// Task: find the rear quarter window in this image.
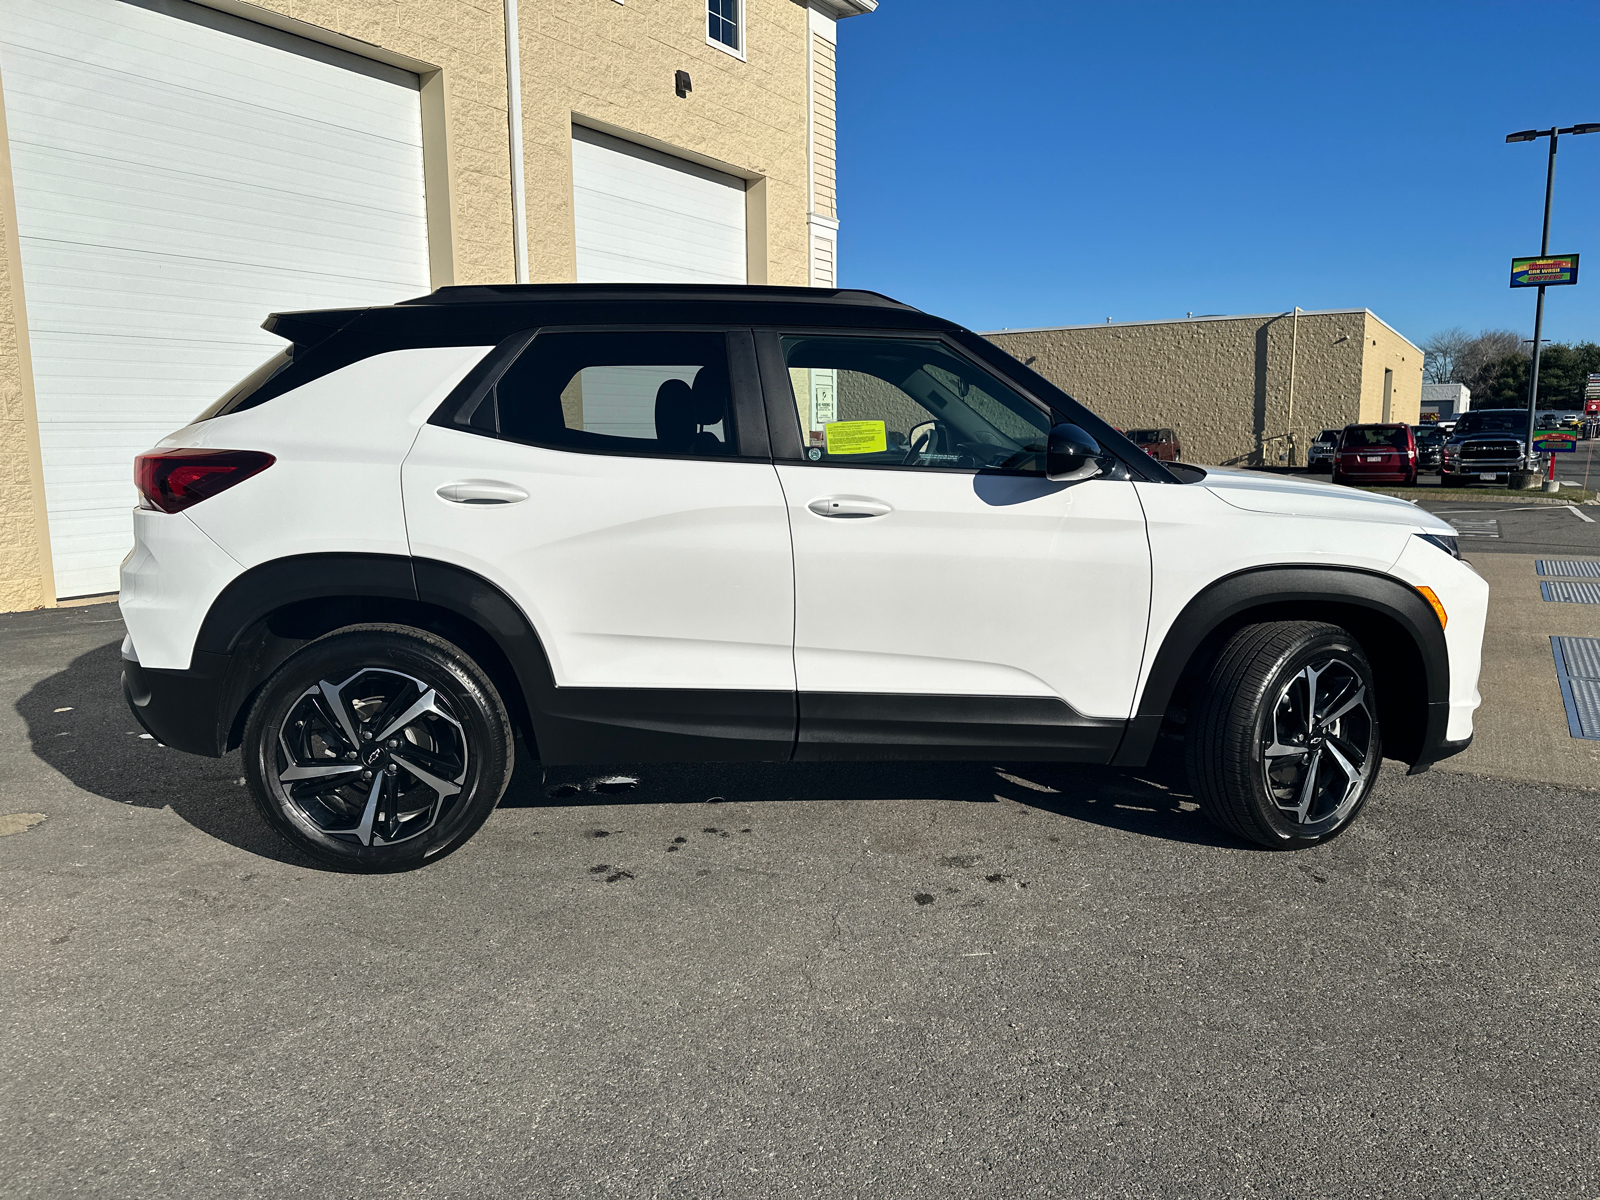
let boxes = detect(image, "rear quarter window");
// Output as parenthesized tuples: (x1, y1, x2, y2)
(192, 348, 295, 422)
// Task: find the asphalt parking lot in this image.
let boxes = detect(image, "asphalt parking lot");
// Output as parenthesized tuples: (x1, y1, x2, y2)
(4, 590, 1599, 1199)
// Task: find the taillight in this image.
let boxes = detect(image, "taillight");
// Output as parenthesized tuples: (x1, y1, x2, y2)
(135, 448, 274, 514)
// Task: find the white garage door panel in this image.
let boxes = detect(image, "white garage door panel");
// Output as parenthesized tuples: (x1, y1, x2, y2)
(572, 126, 747, 285)
(0, 0, 431, 598)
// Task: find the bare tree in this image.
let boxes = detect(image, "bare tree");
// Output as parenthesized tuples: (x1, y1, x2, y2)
(1421, 327, 1524, 389)
(1422, 327, 1471, 383)
(1458, 329, 1524, 379)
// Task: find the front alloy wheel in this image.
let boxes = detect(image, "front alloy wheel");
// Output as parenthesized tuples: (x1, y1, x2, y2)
(1186, 621, 1381, 848)
(243, 625, 514, 871)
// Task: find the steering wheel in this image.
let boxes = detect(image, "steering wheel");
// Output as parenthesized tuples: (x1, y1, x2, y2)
(903, 426, 934, 466)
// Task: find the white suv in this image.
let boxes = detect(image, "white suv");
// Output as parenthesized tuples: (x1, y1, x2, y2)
(119, 285, 1486, 871)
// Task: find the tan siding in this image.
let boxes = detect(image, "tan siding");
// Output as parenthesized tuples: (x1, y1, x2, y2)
(811, 233, 835, 286)
(811, 32, 837, 219)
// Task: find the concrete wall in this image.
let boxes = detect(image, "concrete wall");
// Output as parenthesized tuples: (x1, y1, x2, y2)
(986, 309, 1420, 467)
(520, 0, 813, 286)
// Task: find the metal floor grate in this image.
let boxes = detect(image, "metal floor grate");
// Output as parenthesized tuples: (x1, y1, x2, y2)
(1552, 637, 1600, 739)
(1448, 518, 1500, 540)
(1538, 560, 1600, 577)
(1540, 581, 1600, 604)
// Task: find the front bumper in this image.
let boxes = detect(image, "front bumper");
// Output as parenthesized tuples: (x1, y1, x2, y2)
(122, 637, 232, 757)
(1408, 728, 1473, 775)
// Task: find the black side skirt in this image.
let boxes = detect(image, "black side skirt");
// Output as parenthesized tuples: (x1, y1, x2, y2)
(535, 687, 1124, 765)
(796, 692, 1123, 762)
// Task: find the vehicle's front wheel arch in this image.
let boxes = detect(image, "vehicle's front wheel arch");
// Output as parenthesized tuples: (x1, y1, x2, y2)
(1131, 568, 1446, 770)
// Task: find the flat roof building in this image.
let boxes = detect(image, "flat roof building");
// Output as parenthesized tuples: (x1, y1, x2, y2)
(985, 309, 1423, 468)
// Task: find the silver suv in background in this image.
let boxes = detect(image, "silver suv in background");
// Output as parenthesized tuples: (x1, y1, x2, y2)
(1307, 428, 1343, 473)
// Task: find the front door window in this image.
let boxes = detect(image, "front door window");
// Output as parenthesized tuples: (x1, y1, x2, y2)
(779, 336, 1052, 472)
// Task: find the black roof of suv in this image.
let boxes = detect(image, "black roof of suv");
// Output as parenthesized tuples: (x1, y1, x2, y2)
(265, 284, 954, 352)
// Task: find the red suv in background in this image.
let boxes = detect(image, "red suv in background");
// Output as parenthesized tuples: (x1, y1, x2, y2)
(1332, 424, 1418, 487)
(1125, 427, 1182, 461)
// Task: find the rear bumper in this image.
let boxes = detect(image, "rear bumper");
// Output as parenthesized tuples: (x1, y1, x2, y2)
(121, 638, 231, 757)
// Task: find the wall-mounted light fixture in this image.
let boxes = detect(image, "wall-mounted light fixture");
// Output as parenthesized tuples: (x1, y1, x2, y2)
(675, 70, 692, 98)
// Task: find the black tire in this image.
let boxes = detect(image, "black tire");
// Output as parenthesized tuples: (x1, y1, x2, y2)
(1440, 471, 1461, 487)
(242, 624, 515, 872)
(1185, 621, 1381, 849)
(1330, 470, 1346, 486)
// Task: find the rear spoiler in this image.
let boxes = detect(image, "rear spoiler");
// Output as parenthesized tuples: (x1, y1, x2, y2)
(262, 307, 368, 351)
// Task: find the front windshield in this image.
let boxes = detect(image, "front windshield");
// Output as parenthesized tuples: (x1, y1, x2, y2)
(1454, 410, 1530, 437)
(1413, 426, 1443, 445)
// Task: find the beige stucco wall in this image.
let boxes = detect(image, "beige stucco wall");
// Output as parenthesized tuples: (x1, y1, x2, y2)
(986, 310, 1419, 467)
(0, 78, 51, 612)
(1359, 313, 1424, 425)
(521, 0, 812, 286)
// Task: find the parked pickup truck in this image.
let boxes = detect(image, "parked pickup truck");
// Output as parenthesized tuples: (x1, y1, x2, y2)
(1441, 410, 1544, 485)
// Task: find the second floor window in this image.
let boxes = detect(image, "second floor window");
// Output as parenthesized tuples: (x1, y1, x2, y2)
(708, 0, 740, 52)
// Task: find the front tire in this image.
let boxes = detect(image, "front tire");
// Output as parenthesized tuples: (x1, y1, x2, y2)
(242, 624, 515, 872)
(1185, 621, 1381, 849)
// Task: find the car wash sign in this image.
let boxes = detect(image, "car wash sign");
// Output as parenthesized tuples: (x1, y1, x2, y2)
(1511, 254, 1580, 287)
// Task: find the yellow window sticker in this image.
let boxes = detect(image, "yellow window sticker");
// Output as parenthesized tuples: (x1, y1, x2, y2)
(824, 420, 888, 456)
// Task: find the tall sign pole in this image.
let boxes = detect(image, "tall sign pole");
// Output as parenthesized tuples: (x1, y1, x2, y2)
(1506, 122, 1599, 468)
(1525, 129, 1557, 465)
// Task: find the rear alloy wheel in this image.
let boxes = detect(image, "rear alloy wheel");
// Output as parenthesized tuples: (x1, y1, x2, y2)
(243, 625, 514, 871)
(1185, 621, 1381, 848)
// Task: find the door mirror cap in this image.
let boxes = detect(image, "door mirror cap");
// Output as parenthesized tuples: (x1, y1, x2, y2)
(1046, 423, 1105, 483)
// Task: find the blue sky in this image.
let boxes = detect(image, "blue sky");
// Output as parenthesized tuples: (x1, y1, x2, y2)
(836, 1, 1600, 347)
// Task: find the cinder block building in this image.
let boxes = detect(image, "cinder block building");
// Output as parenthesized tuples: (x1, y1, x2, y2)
(985, 309, 1423, 468)
(0, 0, 872, 608)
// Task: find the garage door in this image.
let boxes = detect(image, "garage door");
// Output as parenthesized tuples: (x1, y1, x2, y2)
(572, 125, 747, 285)
(0, 0, 430, 598)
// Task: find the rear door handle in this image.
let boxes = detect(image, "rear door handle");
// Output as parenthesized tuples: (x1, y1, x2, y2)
(807, 495, 892, 519)
(436, 480, 529, 505)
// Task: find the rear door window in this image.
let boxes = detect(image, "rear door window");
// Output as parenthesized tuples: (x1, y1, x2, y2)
(466, 330, 739, 459)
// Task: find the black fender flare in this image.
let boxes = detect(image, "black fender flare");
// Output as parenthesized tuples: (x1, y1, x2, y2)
(195, 553, 558, 753)
(1111, 565, 1449, 768)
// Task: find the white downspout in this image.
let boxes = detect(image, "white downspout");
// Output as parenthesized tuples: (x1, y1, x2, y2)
(503, 0, 530, 283)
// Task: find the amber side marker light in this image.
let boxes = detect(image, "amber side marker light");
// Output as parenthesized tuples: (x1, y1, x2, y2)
(1416, 586, 1448, 629)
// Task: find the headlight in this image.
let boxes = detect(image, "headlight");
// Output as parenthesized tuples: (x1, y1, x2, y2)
(1416, 532, 1460, 558)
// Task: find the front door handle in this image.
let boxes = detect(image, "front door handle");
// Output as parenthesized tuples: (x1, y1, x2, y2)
(807, 495, 892, 519)
(437, 480, 529, 505)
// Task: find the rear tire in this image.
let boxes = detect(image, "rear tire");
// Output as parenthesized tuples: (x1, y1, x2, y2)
(1185, 621, 1381, 849)
(242, 624, 515, 872)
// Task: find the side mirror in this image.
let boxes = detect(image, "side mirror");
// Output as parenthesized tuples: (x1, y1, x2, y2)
(1047, 423, 1105, 483)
